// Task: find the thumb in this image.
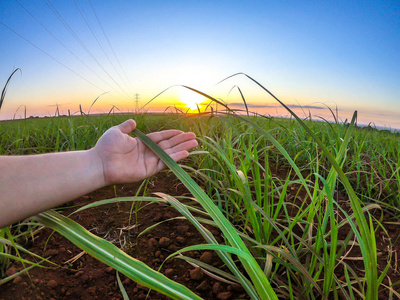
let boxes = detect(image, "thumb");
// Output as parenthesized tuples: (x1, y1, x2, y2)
(116, 119, 136, 134)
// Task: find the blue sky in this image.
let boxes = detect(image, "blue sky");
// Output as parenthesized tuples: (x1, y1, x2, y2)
(1, 1, 399, 128)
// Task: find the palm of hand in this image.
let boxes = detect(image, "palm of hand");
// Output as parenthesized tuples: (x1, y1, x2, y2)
(94, 126, 160, 184)
(93, 120, 197, 185)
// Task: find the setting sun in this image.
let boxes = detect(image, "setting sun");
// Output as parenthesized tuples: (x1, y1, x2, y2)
(179, 89, 204, 112)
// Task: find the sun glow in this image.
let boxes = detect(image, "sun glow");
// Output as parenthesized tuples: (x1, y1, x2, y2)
(179, 89, 204, 112)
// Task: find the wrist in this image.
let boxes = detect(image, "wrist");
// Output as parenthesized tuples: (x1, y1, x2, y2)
(86, 148, 108, 188)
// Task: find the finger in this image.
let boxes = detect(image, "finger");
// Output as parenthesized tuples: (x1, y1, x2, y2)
(164, 139, 198, 154)
(116, 119, 136, 134)
(169, 150, 190, 162)
(158, 132, 197, 150)
(155, 150, 190, 173)
(146, 130, 185, 144)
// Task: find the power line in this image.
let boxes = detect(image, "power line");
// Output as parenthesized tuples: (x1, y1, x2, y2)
(72, 0, 129, 89)
(15, 0, 120, 95)
(88, 0, 133, 90)
(44, 0, 127, 95)
(0, 21, 107, 93)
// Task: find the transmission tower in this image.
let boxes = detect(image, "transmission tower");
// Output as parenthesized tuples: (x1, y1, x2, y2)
(134, 93, 140, 113)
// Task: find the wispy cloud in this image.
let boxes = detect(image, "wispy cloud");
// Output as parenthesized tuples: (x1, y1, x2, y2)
(287, 104, 325, 110)
(229, 102, 277, 108)
(47, 103, 73, 108)
(229, 102, 326, 110)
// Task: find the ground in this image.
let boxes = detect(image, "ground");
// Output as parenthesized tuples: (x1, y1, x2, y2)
(0, 172, 248, 300)
(0, 171, 399, 299)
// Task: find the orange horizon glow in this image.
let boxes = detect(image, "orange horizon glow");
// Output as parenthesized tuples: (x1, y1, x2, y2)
(1, 88, 400, 130)
(4, 99, 400, 131)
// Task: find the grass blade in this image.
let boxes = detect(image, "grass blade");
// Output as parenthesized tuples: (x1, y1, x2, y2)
(134, 129, 278, 300)
(1, 68, 20, 111)
(34, 210, 202, 300)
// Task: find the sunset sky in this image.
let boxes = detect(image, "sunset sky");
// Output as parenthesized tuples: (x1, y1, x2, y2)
(1, 1, 399, 129)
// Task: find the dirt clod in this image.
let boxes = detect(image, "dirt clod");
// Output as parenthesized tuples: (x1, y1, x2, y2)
(199, 251, 213, 264)
(158, 237, 171, 247)
(147, 237, 158, 250)
(176, 236, 186, 244)
(44, 249, 59, 257)
(12, 276, 22, 284)
(177, 225, 190, 235)
(152, 212, 163, 222)
(195, 280, 209, 291)
(217, 291, 233, 300)
(189, 267, 204, 281)
(231, 283, 244, 292)
(47, 280, 58, 289)
(5, 266, 17, 277)
(212, 282, 223, 294)
(164, 268, 174, 276)
(167, 244, 179, 252)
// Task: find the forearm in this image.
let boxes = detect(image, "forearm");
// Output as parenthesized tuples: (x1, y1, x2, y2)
(0, 120, 198, 228)
(0, 149, 105, 228)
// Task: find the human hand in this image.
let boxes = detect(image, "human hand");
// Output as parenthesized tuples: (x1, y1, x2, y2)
(91, 119, 198, 186)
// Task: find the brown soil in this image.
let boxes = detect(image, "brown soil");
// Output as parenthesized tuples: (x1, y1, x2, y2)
(1, 171, 400, 299)
(0, 172, 248, 300)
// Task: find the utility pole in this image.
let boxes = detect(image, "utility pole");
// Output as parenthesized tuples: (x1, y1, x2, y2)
(134, 93, 140, 113)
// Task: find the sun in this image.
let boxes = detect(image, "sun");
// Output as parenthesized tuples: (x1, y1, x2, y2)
(180, 89, 203, 112)
(185, 98, 199, 111)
